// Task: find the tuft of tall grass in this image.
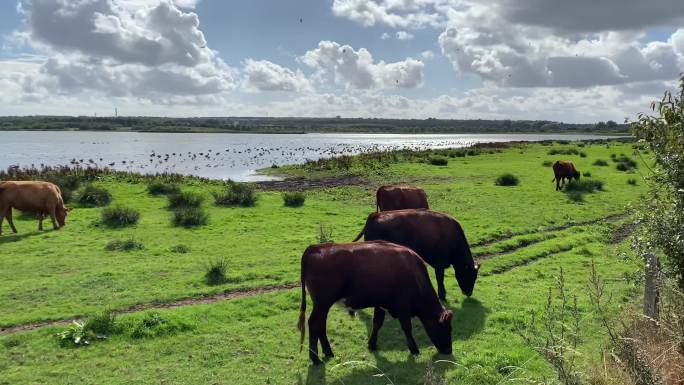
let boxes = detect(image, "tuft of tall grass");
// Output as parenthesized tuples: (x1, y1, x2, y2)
(105, 238, 144, 251)
(627, 178, 637, 185)
(427, 156, 448, 166)
(542, 160, 554, 167)
(495, 173, 520, 186)
(170, 244, 190, 253)
(204, 259, 228, 285)
(283, 192, 306, 207)
(318, 223, 334, 244)
(101, 206, 140, 227)
(172, 207, 208, 227)
(212, 181, 257, 207)
(168, 191, 204, 209)
(147, 181, 180, 196)
(129, 312, 193, 339)
(565, 179, 604, 193)
(593, 159, 609, 166)
(77, 185, 112, 207)
(548, 147, 579, 155)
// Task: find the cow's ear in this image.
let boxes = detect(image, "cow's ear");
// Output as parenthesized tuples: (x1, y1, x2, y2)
(439, 310, 453, 323)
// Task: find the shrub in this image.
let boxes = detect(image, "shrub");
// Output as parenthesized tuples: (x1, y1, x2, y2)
(283, 192, 306, 207)
(77, 185, 112, 207)
(542, 160, 554, 167)
(579, 151, 587, 158)
(168, 191, 204, 209)
(170, 244, 190, 253)
(55, 310, 117, 347)
(615, 155, 638, 171)
(172, 207, 208, 227)
(85, 310, 118, 336)
(47, 175, 81, 203)
(495, 173, 520, 186)
(204, 259, 228, 285)
(147, 181, 180, 196)
(428, 156, 448, 166)
(212, 181, 257, 207)
(567, 190, 585, 203)
(101, 206, 140, 227)
(105, 238, 144, 251)
(130, 313, 192, 339)
(565, 179, 604, 193)
(593, 159, 609, 166)
(627, 178, 638, 186)
(583, 171, 592, 177)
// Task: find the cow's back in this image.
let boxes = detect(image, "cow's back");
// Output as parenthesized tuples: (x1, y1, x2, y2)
(302, 241, 432, 310)
(377, 185, 429, 211)
(0, 181, 61, 212)
(553, 161, 576, 177)
(364, 210, 458, 268)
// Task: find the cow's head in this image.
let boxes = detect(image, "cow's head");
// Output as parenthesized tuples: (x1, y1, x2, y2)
(455, 262, 480, 297)
(56, 206, 72, 227)
(422, 308, 453, 355)
(573, 170, 581, 181)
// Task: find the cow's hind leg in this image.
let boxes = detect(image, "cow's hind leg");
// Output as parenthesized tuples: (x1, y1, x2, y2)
(399, 317, 419, 355)
(38, 213, 44, 231)
(368, 307, 386, 351)
(308, 304, 333, 364)
(0, 207, 5, 235)
(435, 268, 447, 301)
(5, 208, 17, 233)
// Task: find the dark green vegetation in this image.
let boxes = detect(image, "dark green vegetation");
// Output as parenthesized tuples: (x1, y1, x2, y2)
(77, 184, 112, 207)
(282, 192, 306, 207)
(168, 191, 204, 209)
(428, 155, 449, 166)
(0, 116, 628, 134)
(212, 181, 257, 207)
(147, 181, 180, 196)
(204, 259, 229, 286)
(171, 207, 209, 227)
(100, 206, 140, 228)
(105, 238, 144, 252)
(0, 141, 649, 384)
(495, 173, 520, 186)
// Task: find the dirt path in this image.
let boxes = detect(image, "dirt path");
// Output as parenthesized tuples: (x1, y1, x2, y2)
(0, 283, 298, 335)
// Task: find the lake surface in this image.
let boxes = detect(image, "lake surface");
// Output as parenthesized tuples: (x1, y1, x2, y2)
(0, 131, 620, 181)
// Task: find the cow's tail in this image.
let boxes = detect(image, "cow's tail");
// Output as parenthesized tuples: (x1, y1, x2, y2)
(352, 222, 366, 242)
(297, 256, 307, 352)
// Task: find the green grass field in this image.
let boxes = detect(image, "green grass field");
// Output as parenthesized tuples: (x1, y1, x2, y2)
(0, 140, 649, 384)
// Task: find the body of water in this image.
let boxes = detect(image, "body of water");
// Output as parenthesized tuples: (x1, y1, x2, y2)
(0, 131, 621, 181)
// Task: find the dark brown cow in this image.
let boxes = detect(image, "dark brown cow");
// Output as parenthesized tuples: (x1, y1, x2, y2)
(353, 209, 479, 300)
(376, 185, 429, 212)
(552, 161, 581, 191)
(0, 181, 71, 235)
(298, 241, 453, 364)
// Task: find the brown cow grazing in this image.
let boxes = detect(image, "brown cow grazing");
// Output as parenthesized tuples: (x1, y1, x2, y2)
(353, 209, 479, 301)
(0, 181, 71, 235)
(298, 241, 453, 364)
(376, 185, 429, 212)
(552, 161, 581, 191)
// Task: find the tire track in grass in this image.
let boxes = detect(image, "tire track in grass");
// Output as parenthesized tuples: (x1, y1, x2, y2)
(0, 214, 627, 335)
(0, 283, 298, 335)
(471, 212, 626, 248)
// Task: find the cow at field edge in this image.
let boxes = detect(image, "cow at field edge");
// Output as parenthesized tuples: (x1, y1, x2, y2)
(0, 181, 71, 235)
(376, 185, 429, 212)
(353, 209, 479, 300)
(552, 160, 580, 191)
(298, 241, 453, 364)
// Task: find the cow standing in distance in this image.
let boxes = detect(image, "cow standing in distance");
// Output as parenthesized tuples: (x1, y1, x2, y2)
(0, 181, 71, 235)
(354, 209, 479, 301)
(298, 241, 453, 364)
(376, 185, 429, 212)
(552, 160, 581, 191)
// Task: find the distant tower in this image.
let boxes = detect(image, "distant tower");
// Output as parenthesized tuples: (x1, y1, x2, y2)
(115, 107, 118, 118)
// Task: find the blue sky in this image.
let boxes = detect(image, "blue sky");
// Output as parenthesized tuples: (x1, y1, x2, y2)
(0, 0, 683, 122)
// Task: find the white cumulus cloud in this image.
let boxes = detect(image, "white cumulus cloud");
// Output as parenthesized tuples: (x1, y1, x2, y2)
(243, 59, 312, 92)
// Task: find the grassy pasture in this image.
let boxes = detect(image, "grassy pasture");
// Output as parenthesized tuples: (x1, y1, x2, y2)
(0, 141, 648, 384)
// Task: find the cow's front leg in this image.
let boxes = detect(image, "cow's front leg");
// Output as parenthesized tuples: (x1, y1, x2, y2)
(435, 268, 446, 301)
(368, 307, 386, 350)
(38, 213, 44, 231)
(399, 317, 419, 355)
(48, 207, 59, 230)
